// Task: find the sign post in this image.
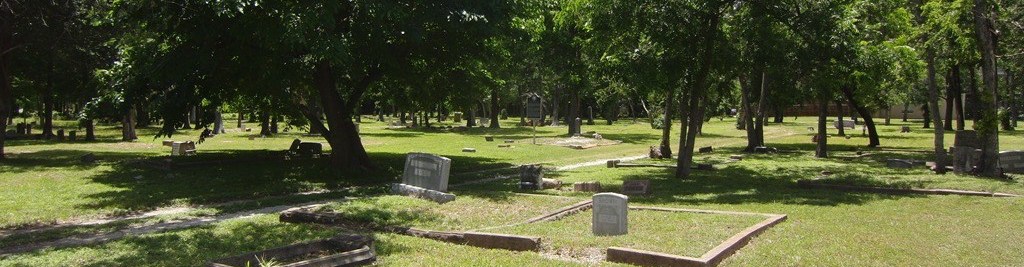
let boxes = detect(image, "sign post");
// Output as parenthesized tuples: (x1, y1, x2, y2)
(526, 93, 544, 145)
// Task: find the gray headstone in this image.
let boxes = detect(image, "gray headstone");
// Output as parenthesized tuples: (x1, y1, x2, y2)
(519, 165, 543, 190)
(592, 193, 628, 236)
(954, 130, 980, 149)
(401, 153, 452, 192)
(999, 150, 1024, 174)
(68, 130, 77, 141)
(833, 120, 855, 129)
(621, 180, 650, 195)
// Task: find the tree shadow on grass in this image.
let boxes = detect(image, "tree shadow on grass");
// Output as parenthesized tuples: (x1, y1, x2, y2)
(0, 149, 151, 173)
(73, 151, 514, 214)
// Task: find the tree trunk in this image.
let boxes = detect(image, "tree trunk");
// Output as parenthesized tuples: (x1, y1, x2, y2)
(903, 103, 909, 122)
(923, 103, 931, 128)
(660, 89, 674, 159)
(550, 92, 560, 126)
(490, 88, 500, 128)
(885, 107, 891, 125)
(122, 108, 137, 141)
(839, 86, 880, 147)
(270, 115, 279, 134)
(567, 89, 580, 135)
(43, 86, 54, 139)
(816, 93, 829, 158)
(944, 82, 955, 131)
(1000, 71, 1014, 131)
(467, 108, 476, 127)
(213, 110, 224, 134)
(85, 119, 95, 141)
(676, 10, 720, 179)
(237, 112, 244, 128)
(950, 64, 966, 130)
(835, 101, 846, 136)
(972, 0, 1001, 177)
(752, 72, 768, 148)
(259, 111, 271, 136)
(0, 11, 10, 160)
(307, 61, 376, 170)
(739, 74, 755, 149)
(925, 49, 947, 174)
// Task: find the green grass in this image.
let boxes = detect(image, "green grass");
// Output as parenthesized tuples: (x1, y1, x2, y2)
(488, 209, 765, 259)
(2, 116, 1024, 266)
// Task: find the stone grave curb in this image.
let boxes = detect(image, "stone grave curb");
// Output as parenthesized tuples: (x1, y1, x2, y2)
(796, 179, 1020, 198)
(464, 232, 542, 251)
(206, 234, 376, 267)
(608, 162, 716, 171)
(606, 206, 787, 267)
(524, 200, 594, 223)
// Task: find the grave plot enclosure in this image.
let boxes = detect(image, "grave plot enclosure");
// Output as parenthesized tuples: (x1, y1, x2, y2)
(206, 235, 375, 267)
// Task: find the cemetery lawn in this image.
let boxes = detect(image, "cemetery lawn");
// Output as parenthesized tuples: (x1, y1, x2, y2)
(2, 117, 1024, 266)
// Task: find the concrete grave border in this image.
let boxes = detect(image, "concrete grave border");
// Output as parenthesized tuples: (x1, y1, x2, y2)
(797, 179, 1020, 197)
(206, 234, 376, 267)
(279, 195, 786, 267)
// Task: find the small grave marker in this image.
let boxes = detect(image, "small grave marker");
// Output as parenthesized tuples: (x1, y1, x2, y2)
(621, 180, 651, 195)
(68, 130, 76, 141)
(698, 146, 714, 153)
(485, 136, 494, 142)
(592, 193, 628, 236)
(833, 120, 856, 129)
(462, 148, 477, 152)
(885, 159, 914, 169)
(901, 126, 912, 133)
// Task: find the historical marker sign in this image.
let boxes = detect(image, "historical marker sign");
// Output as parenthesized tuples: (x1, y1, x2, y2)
(526, 94, 543, 121)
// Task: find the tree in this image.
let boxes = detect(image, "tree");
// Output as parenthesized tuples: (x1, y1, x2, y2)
(971, 0, 1001, 177)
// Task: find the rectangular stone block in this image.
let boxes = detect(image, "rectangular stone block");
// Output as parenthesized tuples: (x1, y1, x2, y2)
(621, 180, 651, 195)
(464, 232, 540, 251)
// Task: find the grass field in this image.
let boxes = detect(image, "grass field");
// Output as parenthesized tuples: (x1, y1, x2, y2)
(1, 116, 1023, 266)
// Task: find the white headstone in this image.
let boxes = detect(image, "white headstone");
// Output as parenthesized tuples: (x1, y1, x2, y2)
(592, 193, 628, 236)
(401, 153, 452, 192)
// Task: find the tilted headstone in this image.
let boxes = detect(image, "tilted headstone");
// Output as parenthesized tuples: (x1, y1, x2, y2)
(592, 193, 628, 236)
(289, 139, 302, 152)
(621, 180, 651, 195)
(999, 151, 1024, 174)
(401, 153, 452, 192)
(519, 165, 543, 190)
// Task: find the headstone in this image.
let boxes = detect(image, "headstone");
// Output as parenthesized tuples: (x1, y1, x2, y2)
(574, 118, 583, 136)
(25, 123, 32, 135)
(454, 113, 462, 123)
(594, 134, 603, 140)
(753, 146, 776, 154)
(621, 180, 651, 195)
(954, 130, 981, 149)
(170, 141, 196, 156)
(480, 117, 490, 125)
(833, 120, 855, 129)
(162, 140, 175, 147)
(519, 165, 543, 190)
(297, 142, 323, 157)
(401, 153, 452, 192)
(289, 139, 302, 152)
(16, 123, 25, 135)
(462, 148, 476, 152)
(998, 150, 1024, 174)
(952, 147, 973, 174)
(485, 136, 494, 142)
(56, 129, 64, 140)
(885, 159, 914, 169)
(806, 126, 815, 132)
(574, 182, 602, 192)
(68, 131, 76, 141)
(592, 193, 628, 236)
(648, 146, 662, 159)
(698, 146, 714, 153)
(606, 160, 620, 168)
(901, 126, 912, 133)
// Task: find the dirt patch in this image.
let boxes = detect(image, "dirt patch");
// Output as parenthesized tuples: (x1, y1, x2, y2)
(535, 137, 622, 149)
